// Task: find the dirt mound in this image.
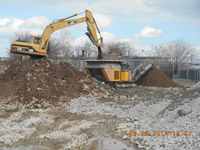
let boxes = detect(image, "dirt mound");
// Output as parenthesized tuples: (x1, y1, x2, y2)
(136, 67, 182, 88)
(0, 60, 109, 108)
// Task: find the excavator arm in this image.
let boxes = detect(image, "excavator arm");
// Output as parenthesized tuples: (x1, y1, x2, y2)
(10, 10, 103, 59)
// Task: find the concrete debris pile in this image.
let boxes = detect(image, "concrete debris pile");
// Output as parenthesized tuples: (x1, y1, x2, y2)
(189, 81, 200, 90)
(0, 60, 110, 108)
(136, 67, 183, 88)
(0, 70, 4, 75)
(69, 85, 200, 150)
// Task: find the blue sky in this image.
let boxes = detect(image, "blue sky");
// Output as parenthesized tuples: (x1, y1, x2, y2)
(0, 0, 200, 57)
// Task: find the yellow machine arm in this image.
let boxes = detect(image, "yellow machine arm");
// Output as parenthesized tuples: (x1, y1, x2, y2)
(10, 10, 103, 59)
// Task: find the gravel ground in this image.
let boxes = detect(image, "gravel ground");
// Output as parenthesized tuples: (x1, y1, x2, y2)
(68, 87, 200, 150)
(0, 86, 199, 150)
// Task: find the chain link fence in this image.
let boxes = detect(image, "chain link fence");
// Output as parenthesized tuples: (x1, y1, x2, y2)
(1, 57, 200, 82)
(50, 59, 85, 71)
(132, 58, 200, 82)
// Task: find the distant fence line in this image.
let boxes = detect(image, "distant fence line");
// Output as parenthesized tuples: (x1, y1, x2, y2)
(0, 65, 6, 71)
(50, 59, 85, 71)
(132, 59, 200, 82)
(1, 58, 200, 82)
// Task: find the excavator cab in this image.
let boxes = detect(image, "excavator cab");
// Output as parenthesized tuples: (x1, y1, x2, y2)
(32, 36, 41, 44)
(32, 36, 48, 50)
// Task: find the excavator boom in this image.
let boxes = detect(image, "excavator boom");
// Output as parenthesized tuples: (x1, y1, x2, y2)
(10, 10, 103, 59)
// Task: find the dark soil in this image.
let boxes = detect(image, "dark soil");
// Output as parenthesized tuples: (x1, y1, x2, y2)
(0, 59, 88, 106)
(136, 67, 183, 88)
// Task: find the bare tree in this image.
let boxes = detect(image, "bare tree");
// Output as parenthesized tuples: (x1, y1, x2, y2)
(106, 41, 135, 58)
(151, 39, 193, 74)
(83, 41, 93, 51)
(8, 31, 33, 59)
(49, 30, 74, 57)
(12, 31, 32, 43)
(107, 42, 121, 53)
(120, 42, 135, 57)
(165, 39, 193, 63)
(73, 41, 100, 58)
(151, 44, 166, 57)
(166, 39, 193, 74)
(48, 38, 62, 58)
(58, 30, 74, 57)
(81, 41, 97, 57)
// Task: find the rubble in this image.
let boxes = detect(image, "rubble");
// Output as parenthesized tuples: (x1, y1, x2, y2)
(0, 59, 111, 108)
(189, 81, 200, 90)
(177, 108, 192, 117)
(68, 88, 200, 150)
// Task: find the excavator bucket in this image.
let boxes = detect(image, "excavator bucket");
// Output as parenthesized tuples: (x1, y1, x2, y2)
(97, 47, 103, 59)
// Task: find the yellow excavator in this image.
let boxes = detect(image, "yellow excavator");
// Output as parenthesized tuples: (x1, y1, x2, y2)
(10, 10, 103, 59)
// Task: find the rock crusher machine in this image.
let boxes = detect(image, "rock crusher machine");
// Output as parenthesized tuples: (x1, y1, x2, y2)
(85, 60, 153, 87)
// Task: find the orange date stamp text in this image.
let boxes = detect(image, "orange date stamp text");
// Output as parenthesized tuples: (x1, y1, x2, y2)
(129, 130, 192, 136)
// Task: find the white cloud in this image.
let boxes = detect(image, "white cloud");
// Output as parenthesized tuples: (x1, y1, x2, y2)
(134, 26, 162, 39)
(68, 12, 113, 31)
(101, 32, 118, 43)
(194, 46, 200, 51)
(72, 32, 117, 47)
(0, 16, 50, 36)
(72, 36, 88, 47)
(192, 46, 200, 58)
(0, 17, 23, 35)
(120, 38, 132, 43)
(23, 16, 50, 28)
(121, 38, 151, 51)
(93, 13, 113, 28)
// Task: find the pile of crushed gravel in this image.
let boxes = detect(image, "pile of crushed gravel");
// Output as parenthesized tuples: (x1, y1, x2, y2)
(136, 67, 183, 88)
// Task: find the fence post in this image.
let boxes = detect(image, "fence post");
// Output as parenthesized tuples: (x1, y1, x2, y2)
(194, 62, 196, 82)
(187, 59, 189, 80)
(196, 59, 198, 82)
(172, 61, 174, 79)
(80, 60, 82, 71)
(196, 59, 199, 82)
(198, 59, 200, 82)
(178, 62, 181, 79)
